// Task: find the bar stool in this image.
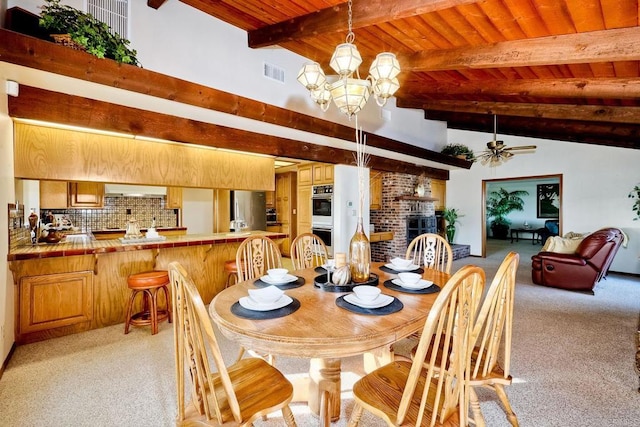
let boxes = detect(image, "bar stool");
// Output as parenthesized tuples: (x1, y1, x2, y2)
(124, 270, 171, 335)
(224, 260, 239, 288)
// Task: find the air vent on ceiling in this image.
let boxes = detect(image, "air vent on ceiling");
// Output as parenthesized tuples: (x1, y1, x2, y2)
(263, 62, 285, 83)
(86, 0, 129, 38)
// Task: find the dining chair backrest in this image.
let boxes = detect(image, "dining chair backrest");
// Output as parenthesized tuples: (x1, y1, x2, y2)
(290, 232, 329, 270)
(405, 233, 453, 274)
(398, 265, 486, 426)
(235, 236, 283, 282)
(169, 261, 241, 424)
(471, 251, 519, 381)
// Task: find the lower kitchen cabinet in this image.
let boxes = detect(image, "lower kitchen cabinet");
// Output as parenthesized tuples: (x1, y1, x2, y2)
(19, 271, 93, 334)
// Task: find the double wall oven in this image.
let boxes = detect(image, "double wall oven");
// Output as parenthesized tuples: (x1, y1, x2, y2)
(311, 184, 333, 255)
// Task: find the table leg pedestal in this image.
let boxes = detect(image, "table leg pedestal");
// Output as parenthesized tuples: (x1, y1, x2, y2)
(363, 346, 394, 373)
(309, 358, 341, 425)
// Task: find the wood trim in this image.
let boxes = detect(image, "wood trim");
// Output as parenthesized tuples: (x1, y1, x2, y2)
(0, 29, 462, 173)
(147, 0, 167, 9)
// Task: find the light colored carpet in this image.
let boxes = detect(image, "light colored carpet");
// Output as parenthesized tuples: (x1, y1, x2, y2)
(1, 240, 640, 426)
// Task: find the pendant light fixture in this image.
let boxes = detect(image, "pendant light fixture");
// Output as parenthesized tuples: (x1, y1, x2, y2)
(297, 0, 400, 119)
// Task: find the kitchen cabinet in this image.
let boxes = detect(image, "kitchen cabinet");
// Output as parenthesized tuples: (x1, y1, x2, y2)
(265, 190, 275, 208)
(166, 187, 182, 209)
(19, 271, 93, 335)
(68, 182, 104, 208)
(297, 184, 312, 236)
(370, 170, 383, 210)
(313, 163, 333, 184)
(370, 231, 394, 242)
(276, 172, 297, 256)
(431, 179, 446, 210)
(298, 164, 313, 186)
(40, 180, 68, 209)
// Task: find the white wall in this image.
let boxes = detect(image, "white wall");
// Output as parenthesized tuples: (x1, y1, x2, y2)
(181, 188, 214, 235)
(446, 129, 640, 274)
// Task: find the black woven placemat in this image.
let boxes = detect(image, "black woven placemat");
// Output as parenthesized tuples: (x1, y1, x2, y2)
(383, 279, 441, 295)
(335, 294, 403, 315)
(231, 297, 301, 319)
(253, 276, 305, 290)
(314, 266, 327, 274)
(314, 273, 379, 292)
(379, 265, 424, 275)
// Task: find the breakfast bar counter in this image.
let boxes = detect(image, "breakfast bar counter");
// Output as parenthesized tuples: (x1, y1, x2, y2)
(8, 231, 286, 344)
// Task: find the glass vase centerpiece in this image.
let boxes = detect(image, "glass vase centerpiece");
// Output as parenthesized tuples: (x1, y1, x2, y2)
(349, 124, 371, 283)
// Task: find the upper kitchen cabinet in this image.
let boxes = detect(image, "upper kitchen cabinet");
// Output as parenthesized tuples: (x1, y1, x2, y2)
(431, 179, 446, 211)
(370, 170, 383, 210)
(298, 164, 313, 186)
(166, 187, 182, 209)
(68, 182, 104, 208)
(265, 189, 275, 208)
(313, 163, 333, 184)
(40, 181, 68, 209)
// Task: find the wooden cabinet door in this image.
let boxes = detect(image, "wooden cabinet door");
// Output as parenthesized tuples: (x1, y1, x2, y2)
(322, 164, 333, 183)
(19, 271, 93, 334)
(298, 164, 313, 186)
(370, 170, 383, 210)
(297, 185, 312, 235)
(166, 187, 183, 209)
(431, 179, 446, 210)
(40, 180, 68, 209)
(265, 190, 275, 208)
(276, 173, 291, 223)
(68, 182, 104, 207)
(313, 163, 334, 184)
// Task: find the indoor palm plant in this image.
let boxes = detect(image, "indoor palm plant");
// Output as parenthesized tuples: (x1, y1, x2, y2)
(39, 0, 139, 65)
(486, 188, 529, 239)
(629, 184, 640, 220)
(442, 207, 463, 243)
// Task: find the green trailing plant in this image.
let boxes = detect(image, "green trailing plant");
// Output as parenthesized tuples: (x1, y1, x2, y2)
(486, 188, 529, 239)
(441, 143, 475, 162)
(39, 0, 139, 65)
(629, 184, 640, 220)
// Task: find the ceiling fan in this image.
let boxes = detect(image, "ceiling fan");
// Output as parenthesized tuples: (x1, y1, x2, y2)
(478, 115, 536, 166)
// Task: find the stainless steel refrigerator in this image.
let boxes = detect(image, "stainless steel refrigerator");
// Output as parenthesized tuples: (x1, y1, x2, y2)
(230, 191, 267, 231)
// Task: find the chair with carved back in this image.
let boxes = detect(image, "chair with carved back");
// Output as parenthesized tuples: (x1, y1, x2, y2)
(235, 235, 283, 282)
(348, 265, 486, 427)
(290, 232, 329, 270)
(168, 261, 297, 426)
(406, 233, 453, 274)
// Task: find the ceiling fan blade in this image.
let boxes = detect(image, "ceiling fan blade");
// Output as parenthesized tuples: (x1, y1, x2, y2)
(504, 145, 537, 151)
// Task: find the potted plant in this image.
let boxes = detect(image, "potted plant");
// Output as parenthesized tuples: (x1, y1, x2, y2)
(441, 143, 475, 162)
(486, 188, 529, 239)
(629, 184, 640, 220)
(442, 207, 463, 243)
(39, 0, 139, 65)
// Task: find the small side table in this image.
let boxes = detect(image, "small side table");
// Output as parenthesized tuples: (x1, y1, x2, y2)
(510, 228, 541, 245)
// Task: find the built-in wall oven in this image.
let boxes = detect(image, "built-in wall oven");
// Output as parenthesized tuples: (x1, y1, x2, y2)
(311, 184, 333, 255)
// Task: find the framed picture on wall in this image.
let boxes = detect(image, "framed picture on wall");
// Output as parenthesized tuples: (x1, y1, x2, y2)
(537, 184, 559, 218)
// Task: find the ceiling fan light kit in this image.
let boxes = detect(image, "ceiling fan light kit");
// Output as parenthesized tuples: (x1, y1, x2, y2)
(478, 115, 537, 166)
(297, 0, 400, 118)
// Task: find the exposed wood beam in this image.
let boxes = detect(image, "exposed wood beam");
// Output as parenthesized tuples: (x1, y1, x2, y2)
(399, 100, 640, 124)
(9, 85, 450, 179)
(0, 29, 463, 170)
(248, 0, 481, 48)
(147, 0, 167, 9)
(424, 110, 640, 150)
(397, 78, 640, 101)
(403, 27, 640, 72)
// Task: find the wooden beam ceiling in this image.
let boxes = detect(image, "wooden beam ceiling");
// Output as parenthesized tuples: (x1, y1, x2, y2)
(147, 0, 167, 9)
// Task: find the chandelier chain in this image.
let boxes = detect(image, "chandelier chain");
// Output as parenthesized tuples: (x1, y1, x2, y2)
(346, 0, 355, 43)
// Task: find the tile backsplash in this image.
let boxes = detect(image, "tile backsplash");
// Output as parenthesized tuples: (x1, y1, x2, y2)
(43, 196, 179, 231)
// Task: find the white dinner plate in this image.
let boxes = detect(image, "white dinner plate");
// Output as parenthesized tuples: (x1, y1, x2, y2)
(260, 274, 298, 285)
(391, 278, 434, 290)
(384, 263, 420, 272)
(239, 295, 293, 311)
(344, 293, 394, 309)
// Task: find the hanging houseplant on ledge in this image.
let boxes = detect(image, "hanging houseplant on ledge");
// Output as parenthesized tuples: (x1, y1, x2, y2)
(39, 0, 139, 65)
(486, 188, 528, 239)
(441, 143, 475, 162)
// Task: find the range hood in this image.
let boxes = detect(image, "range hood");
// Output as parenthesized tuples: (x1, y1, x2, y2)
(104, 184, 167, 198)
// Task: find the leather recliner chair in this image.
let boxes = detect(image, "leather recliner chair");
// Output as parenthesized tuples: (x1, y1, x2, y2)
(531, 227, 624, 293)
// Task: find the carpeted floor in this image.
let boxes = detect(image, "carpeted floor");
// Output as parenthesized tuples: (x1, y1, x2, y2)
(1, 239, 640, 426)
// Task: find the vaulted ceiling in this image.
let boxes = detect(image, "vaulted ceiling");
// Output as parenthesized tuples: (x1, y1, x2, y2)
(164, 0, 640, 150)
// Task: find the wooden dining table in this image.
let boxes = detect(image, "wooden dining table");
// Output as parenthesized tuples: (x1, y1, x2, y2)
(209, 262, 450, 425)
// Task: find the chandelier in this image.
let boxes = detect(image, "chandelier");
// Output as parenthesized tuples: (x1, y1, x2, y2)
(296, 0, 400, 118)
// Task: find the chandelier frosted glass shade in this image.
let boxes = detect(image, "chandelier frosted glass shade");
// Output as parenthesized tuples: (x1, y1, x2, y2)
(329, 78, 371, 117)
(297, 62, 326, 90)
(369, 53, 400, 80)
(330, 43, 363, 76)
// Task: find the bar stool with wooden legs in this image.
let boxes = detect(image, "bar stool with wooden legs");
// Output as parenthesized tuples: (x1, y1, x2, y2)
(124, 270, 172, 335)
(224, 259, 239, 288)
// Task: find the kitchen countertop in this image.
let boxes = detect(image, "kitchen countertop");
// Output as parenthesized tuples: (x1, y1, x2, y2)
(92, 227, 187, 234)
(8, 230, 287, 261)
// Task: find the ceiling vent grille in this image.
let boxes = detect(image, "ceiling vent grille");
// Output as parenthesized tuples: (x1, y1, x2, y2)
(86, 0, 129, 38)
(263, 62, 285, 83)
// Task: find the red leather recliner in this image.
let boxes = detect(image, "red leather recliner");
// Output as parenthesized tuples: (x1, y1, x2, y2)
(531, 228, 624, 293)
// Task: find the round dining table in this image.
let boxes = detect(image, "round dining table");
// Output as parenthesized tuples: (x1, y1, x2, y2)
(209, 262, 450, 425)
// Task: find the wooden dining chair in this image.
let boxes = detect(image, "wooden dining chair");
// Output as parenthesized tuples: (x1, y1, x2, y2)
(235, 235, 283, 282)
(411, 252, 520, 426)
(290, 232, 329, 270)
(168, 261, 297, 427)
(405, 233, 453, 274)
(348, 265, 486, 427)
